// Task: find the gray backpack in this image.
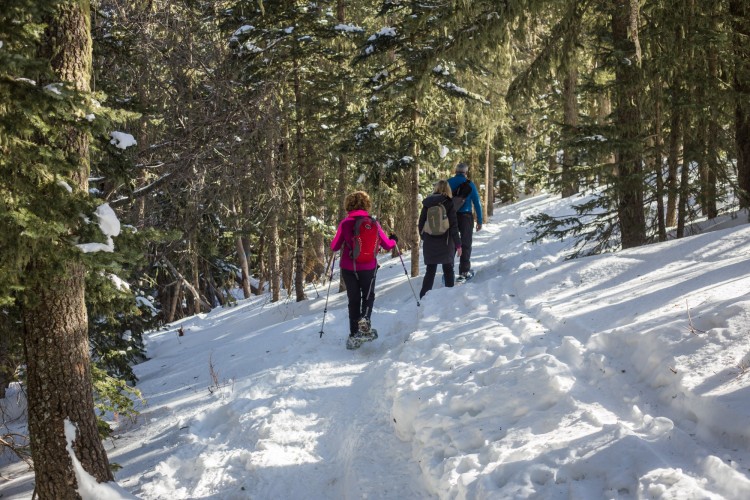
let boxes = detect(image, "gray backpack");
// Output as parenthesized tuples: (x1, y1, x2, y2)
(423, 203, 450, 236)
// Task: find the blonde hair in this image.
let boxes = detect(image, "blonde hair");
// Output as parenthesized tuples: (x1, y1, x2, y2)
(344, 191, 372, 212)
(434, 180, 453, 198)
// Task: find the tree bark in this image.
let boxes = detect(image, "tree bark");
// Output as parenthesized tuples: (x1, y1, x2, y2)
(666, 106, 682, 228)
(269, 149, 281, 302)
(652, 90, 667, 241)
(292, 56, 307, 302)
(611, 0, 646, 248)
(730, 0, 750, 209)
(167, 281, 181, 323)
(700, 7, 719, 221)
(409, 101, 421, 277)
(596, 93, 616, 182)
(23, 2, 114, 496)
(23, 266, 114, 498)
(484, 132, 493, 217)
(677, 124, 691, 238)
(162, 258, 211, 312)
(561, 55, 579, 198)
(336, 150, 348, 294)
(236, 236, 252, 299)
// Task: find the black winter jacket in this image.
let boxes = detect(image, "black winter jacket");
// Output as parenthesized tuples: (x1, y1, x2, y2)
(418, 193, 461, 265)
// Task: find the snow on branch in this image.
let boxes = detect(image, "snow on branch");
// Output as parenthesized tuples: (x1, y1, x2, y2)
(109, 131, 137, 150)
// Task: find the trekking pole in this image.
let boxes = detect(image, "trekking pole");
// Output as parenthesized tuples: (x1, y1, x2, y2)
(396, 243, 420, 307)
(319, 253, 337, 338)
(322, 251, 335, 285)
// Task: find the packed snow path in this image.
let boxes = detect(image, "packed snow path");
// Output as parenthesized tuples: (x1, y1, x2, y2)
(111, 195, 750, 499)
(4, 194, 750, 499)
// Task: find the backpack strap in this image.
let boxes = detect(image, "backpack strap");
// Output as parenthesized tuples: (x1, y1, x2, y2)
(349, 216, 363, 276)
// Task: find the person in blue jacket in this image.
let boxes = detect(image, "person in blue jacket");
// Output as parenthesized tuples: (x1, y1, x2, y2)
(448, 162, 483, 281)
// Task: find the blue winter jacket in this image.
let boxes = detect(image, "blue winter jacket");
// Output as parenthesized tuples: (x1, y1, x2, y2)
(448, 174, 483, 225)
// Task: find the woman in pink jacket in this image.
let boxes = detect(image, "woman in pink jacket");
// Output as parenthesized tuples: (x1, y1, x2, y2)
(330, 191, 396, 348)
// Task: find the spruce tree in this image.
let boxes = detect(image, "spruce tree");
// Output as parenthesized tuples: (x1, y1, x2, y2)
(1, 0, 115, 494)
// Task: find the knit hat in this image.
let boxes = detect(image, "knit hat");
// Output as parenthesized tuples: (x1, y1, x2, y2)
(455, 163, 469, 174)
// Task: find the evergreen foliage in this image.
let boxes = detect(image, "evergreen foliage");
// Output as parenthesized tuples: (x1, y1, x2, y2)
(1, 0, 149, 442)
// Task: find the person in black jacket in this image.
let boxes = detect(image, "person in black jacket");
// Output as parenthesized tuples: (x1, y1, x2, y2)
(418, 180, 462, 299)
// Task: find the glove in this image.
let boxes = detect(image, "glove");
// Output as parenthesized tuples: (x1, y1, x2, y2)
(389, 233, 399, 243)
(476, 223, 482, 232)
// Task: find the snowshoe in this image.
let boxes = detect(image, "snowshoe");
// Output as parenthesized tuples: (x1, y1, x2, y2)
(346, 328, 378, 350)
(357, 317, 373, 334)
(456, 269, 475, 284)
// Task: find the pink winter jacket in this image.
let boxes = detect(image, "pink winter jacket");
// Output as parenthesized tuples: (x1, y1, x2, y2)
(330, 210, 396, 271)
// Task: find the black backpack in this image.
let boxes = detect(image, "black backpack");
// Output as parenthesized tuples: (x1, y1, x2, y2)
(452, 180, 472, 210)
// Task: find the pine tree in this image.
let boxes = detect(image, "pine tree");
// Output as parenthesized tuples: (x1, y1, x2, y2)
(1, 0, 115, 494)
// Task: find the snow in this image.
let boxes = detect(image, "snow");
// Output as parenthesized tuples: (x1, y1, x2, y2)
(583, 135, 608, 142)
(107, 273, 130, 291)
(334, 23, 364, 33)
(76, 203, 121, 253)
(110, 131, 137, 150)
(243, 42, 263, 54)
(371, 70, 389, 83)
(63, 420, 138, 499)
(233, 25, 254, 36)
(368, 27, 397, 41)
(44, 83, 62, 95)
(4, 193, 750, 499)
(14, 77, 36, 86)
(57, 180, 73, 193)
(136, 295, 158, 317)
(433, 65, 450, 76)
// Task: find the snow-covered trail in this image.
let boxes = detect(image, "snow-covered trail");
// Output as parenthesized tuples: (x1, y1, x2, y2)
(382, 196, 750, 498)
(109, 195, 750, 499)
(104, 254, 436, 499)
(6, 193, 750, 499)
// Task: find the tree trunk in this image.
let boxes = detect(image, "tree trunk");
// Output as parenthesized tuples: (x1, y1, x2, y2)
(701, 106, 719, 220)
(676, 124, 691, 238)
(652, 90, 667, 241)
(23, 266, 114, 498)
(266, 146, 281, 302)
(188, 220, 203, 315)
(279, 127, 294, 300)
(410, 159, 420, 277)
(409, 102, 421, 277)
(236, 236, 252, 299)
(596, 93, 616, 182)
(561, 55, 579, 198)
(698, 13, 718, 221)
(167, 281, 181, 323)
(23, 2, 114, 496)
(611, 1, 646, 248)
(292, 56, 307, 302)
(666, 106, 682, 228)
(484, 132, 493, 217)
(162, 258, 211, 312)
(336, 146, 348, 294)
(730, 0, 750, 209)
